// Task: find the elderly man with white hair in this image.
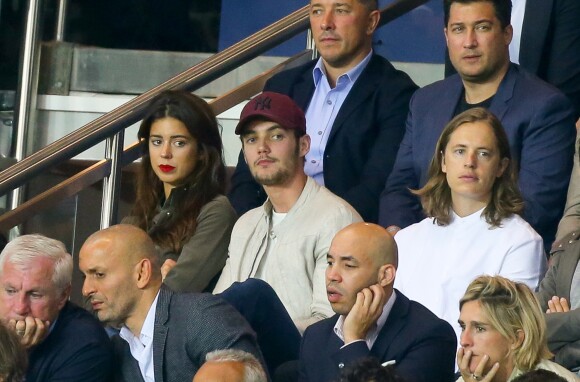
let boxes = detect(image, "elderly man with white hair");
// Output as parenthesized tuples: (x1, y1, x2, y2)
(0, 234, 113, 382)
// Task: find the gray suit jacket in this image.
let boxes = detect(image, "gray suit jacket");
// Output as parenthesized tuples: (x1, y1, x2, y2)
(538, 232, 580, 370)
(112, 286, 263, 382)
(556, 131, 580, 242)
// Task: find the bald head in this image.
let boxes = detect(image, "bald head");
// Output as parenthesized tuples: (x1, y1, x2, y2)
(326, 223, 398, 315)
(83, 224, 159, 268)
(79, 225, 162, 330)
(332, 223, 398, 269)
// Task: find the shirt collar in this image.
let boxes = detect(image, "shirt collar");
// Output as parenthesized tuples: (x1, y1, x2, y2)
(119, 290, 159, 347)
(312, 50, 373, 87)
(333, 289, 397, 348)
(450, 206, 487, 225)
(261, 177, 316, 218)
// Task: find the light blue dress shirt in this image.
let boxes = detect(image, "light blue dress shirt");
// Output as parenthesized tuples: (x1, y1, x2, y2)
(304, 51, 373, 185)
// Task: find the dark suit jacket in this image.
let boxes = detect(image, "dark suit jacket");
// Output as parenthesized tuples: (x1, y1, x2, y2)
(445, 0, 580, 118)
(520, 0, 580, 118)
(113, 286, 263, 382)
(298, 290, 457, 382)
(537, 231, 580, 369)
(228, 54, 418, 222)
(380, 64, 576, 249)
(27, 302, 113, 382)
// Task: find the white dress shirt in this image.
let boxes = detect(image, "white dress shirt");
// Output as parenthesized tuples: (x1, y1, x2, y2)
(394, 209, 545, 345)
(119, 292, 160, 382)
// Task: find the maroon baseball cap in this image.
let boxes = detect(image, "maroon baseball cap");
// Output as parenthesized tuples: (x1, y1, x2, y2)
(235, 91, 307, 135)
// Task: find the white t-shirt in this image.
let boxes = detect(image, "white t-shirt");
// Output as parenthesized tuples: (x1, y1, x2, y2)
(394, 209, 545, 343)
(255, 210, 287, 279)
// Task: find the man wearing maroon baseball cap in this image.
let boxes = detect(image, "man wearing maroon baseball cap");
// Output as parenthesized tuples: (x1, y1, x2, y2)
(215, 91, 362, 334)
(234, 91, 306, 136)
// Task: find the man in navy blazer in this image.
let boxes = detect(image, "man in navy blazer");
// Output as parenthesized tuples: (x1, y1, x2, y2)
(446, 0, 580, 118)
(299, 223, 457, 382)
(79, 224, 263, 382)
(380, 0, 576, 249)
(228, 0, 418, 222)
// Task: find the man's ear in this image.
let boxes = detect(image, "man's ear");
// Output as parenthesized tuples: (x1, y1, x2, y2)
(378, 264, 396, 287)
(57, 284, 72, 310)
(299, 134, 311, 157)
(496, 157, 509, 178)
(367, 10, 380, 35)
(503, 24, 513, 46)
(135, 258, 152, 289)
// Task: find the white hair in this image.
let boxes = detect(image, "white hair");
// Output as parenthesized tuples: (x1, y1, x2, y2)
(205, 349, 267, 382)
(0, 234, 72, 293)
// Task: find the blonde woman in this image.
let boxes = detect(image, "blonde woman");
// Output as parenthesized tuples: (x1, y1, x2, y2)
(456, 275, 578, 382)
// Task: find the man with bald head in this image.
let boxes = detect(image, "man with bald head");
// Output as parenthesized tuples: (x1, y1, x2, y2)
(79, 224, 263, 382)
(299, 223, 457, 382)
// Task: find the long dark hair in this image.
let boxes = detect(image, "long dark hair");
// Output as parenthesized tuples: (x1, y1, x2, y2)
(130, 90, 226, 252)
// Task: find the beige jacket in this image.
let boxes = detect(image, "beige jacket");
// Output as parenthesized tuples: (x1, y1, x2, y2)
(214, 177, 362, 333)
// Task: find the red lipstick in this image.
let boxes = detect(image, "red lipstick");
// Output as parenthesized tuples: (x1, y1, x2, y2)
(159, 165, 175, 173)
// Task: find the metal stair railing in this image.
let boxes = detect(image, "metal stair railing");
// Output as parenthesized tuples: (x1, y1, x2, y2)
(0, 50, 313, 232)
(0, 0, 429, 232)
(0, 4, 311, 196)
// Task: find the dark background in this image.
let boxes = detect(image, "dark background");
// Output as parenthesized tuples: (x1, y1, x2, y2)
(0, 0, 222, 89)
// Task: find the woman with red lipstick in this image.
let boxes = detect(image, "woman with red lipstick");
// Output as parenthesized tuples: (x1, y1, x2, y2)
(455, 275, 577, 382)
(126, 90, 236, 292)
(392, 108, 546, 348)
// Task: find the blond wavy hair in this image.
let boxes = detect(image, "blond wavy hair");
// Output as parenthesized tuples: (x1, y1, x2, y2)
(460, 275, 552, 371)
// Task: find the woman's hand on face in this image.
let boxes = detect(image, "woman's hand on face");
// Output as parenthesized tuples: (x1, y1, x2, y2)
(161, 259, 177, 281)
(457, 348, 500, 382)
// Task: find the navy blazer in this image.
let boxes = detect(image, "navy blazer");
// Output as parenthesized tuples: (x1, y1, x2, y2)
(112, 286, 263, 382)
(228, 54, 418, 222)
(380, 64, 576, 249)
(27, 302, 113, 382)
(445, 0, 580, 118)
(298, 290, 457, 382)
